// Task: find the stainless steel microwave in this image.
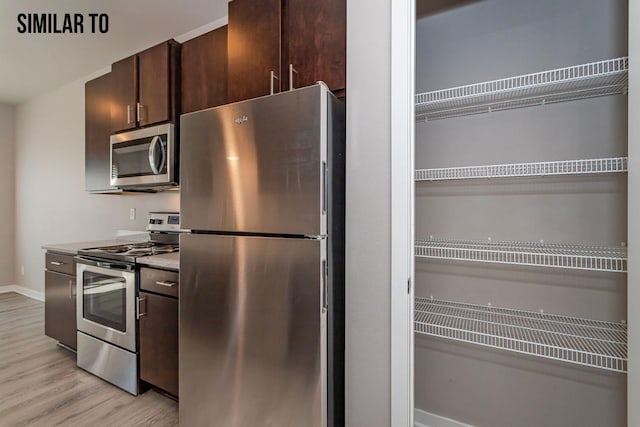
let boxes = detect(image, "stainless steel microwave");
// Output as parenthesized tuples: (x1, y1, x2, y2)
(110, 124, 177, 188)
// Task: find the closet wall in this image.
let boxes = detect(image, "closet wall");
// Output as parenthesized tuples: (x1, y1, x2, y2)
(414, 0, 628, 425)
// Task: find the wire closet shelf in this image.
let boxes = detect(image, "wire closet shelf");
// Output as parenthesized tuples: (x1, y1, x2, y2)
(414, 297, 627, 372)
(415, 238, 627, 272)
(416, 157, 628, 181)
(415, 57, 629, 121)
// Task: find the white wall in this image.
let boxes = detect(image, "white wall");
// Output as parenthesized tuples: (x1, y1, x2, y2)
(345, 0, 392, 425)
(14, 76, 179, 294)
(0, 104, 15, 286)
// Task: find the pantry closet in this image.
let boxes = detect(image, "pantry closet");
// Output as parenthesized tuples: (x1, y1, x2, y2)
(411, 0, 629, 425)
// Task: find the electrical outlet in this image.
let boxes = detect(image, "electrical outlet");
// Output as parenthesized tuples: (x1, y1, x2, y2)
(21, 265, 24, 276)
(130, 208, 136, 220)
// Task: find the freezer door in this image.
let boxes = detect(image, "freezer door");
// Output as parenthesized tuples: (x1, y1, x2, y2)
(179, 233, 327, 427)
(180, 84, 328, 236)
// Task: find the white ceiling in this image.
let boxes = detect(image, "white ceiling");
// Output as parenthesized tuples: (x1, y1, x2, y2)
(0, 0, 228, 105)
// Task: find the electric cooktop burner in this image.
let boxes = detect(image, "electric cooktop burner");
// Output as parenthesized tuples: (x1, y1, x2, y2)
(77, 212, 181, 263)
(78, 243, 179, 263)
(126, 245, 179, 256)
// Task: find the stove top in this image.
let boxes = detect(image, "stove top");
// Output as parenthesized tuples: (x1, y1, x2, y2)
(77, 212, 181, 263)
(78, 242, 179, 263)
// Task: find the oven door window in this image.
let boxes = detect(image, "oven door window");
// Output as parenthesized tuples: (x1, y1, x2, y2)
(112, 135, 167, 178)
(82, 271, 127, 332)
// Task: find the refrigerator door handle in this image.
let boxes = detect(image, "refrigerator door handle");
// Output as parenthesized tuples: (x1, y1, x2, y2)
(322, 161, 328, 215)
(322, 259, 328, 313)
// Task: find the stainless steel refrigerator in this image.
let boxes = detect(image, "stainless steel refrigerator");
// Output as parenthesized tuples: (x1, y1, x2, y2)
(179, 83, 345, 427)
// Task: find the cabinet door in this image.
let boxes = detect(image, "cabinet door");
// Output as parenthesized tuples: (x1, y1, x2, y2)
(284, 0, 346, 93)
(139, 291, 178, 396)
(138, 42, 172, 127)
(85, 73, 117, 192)
(44, 271, 77, 350)
(110, 55, 137, 133)
(228, 0, 282, 103)
(181, 26, 228, 114)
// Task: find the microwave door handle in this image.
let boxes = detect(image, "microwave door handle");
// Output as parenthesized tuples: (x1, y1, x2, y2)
(148, 136, 160, 174)
(158, 137, 166, 174)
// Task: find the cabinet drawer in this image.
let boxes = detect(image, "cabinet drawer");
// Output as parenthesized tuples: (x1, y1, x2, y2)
(140, 267, 179, 298)
(45, 252, 76, 275)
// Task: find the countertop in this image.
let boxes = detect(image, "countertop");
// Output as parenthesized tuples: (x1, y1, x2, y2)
(136, 252, 179, 271)
(42, 238, 146, 256)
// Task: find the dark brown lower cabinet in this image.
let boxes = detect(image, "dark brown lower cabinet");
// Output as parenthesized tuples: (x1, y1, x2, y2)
(139, 291, 178, 396)
(44, 269, 77, 350)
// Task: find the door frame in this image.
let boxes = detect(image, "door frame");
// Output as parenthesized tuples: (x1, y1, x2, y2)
(628, 2, 639, 425)
(392, 3, 639, 426)
(390, 0, 415, 425)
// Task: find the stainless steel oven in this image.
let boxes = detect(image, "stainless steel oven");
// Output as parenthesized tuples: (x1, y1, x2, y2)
(76, 257, 138, 394)
(76, 258, 136, 350)
(110, 124, 177, 189)
(74, 213, 181, 396)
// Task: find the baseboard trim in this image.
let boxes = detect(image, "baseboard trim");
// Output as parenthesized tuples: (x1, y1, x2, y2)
(415, 409, 473, 427)
(0, 285, 45, 302)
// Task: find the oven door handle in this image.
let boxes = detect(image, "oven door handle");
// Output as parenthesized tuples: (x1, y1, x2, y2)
(75, 256, 135, 272)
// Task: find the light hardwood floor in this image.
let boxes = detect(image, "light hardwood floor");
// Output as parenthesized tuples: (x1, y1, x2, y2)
(0, 292, 178, 427)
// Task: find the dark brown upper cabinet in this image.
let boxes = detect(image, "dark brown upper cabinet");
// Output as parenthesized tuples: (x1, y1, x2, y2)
(111, 40, 181, 133)
(227, 0, 345, 104)
(85, 72, 118, 192)
(228, 0, 281, 103)
(285, 0, 346, 94)
(110, 56, 137, 133)
(181, 26, 228, 115)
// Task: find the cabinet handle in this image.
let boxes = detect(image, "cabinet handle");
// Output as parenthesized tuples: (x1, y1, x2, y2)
(270, 70, 279, 95)
(289, 64, 298, 91)
(137, 102, 143, 122)
(155, 280, 177, 287)
(50, 261, 64, 266)
(136, 296, 147, 319)
(126, 105, 132, 124)
(68, 279, 76, 299)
